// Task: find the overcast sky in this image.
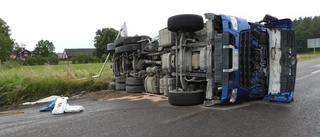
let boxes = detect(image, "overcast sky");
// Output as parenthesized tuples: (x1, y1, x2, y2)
(1, 0, 319, 53)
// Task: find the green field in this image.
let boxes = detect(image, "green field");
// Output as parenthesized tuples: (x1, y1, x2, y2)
(297, 50, 320, 61)
(0, 61, 114, 107)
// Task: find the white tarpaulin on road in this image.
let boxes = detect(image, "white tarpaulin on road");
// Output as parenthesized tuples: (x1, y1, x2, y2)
(52, 97, 84, 114)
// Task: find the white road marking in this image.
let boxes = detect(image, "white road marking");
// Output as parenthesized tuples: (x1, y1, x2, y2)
(296, 69, 320, 81)
(311, 69, 320, 74)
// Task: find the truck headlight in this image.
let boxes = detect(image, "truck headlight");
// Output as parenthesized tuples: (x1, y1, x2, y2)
(230, 17, 238, 30)
(230, 88, 237, 103)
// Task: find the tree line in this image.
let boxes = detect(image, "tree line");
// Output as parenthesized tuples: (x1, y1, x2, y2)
(3, 15, 316, 64)
(0, 17, 59, 64)
(293, 15, 320, 52)
(0, 17, 118, 65)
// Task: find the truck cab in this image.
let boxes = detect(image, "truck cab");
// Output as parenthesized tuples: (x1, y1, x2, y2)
(109, 13, 297, 106)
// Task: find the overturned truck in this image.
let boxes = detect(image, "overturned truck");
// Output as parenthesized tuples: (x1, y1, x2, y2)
(108, 13, 297, 106)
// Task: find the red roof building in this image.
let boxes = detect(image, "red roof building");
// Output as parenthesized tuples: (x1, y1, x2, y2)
(20, 48, 32, 60)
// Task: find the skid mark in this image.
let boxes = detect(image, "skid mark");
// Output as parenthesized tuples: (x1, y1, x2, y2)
(99, 94, 168, 103)
(162, 109, 207, 124)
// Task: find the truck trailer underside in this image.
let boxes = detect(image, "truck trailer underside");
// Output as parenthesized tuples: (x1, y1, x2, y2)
(108, 13, 297, 106)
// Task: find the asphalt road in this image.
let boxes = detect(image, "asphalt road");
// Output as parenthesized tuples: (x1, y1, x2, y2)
(1, 59, 320, 137)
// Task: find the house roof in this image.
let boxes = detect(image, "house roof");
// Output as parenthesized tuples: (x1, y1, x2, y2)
(19, 49, 32, 54)
(10, 55, 17, 59)
(63, 48, 95, 58)
(56, 53, 63, 58)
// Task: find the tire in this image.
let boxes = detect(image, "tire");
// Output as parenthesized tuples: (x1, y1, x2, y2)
(124, 36, 141, 44)
(116, 83, 126, 91)
(115, 76, 126, 83)
(126, 85, 145, 93)
(115, 37, 126, 47)
(168, 90, 205, 106)
(126, 77, 143, 86)
(115, 46, 125, 53)
(109, 82, 116, 90)
(168, 14, 204, 32)
(123, 44, 141, 52)
(107, 43, 115, 51)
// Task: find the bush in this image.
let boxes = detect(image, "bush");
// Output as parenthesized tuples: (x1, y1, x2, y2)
(47, 55, 59, 65)
(0, 61, 21, 71)
(26, 57, 36, 65)
(71, 57, 78, 64)
(89, 56, 100, 63)
(77, 53, 89, 64)
(71, 54, 102, 64)
(35, 55, 47, 65)
(101, 54, 107, 62)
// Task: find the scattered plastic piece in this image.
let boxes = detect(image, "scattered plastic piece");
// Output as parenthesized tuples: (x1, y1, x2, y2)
(23, 95, 60, 105)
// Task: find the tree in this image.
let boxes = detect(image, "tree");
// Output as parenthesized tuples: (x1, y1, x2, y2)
(33, 40, 55, 57)
(0, 18, 14, 61)
(94, 28, 118, 58)
(293, 15, 320, 52)
(12, 42, 26, 59)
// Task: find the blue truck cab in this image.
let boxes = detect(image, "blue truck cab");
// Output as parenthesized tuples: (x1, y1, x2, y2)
(206, 14, 296, 105)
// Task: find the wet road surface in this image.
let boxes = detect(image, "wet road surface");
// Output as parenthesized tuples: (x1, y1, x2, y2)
(0, 59, 320, 137)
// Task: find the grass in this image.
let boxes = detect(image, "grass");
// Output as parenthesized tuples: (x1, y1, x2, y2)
(0, 62, 114, 107)
(297, 50, 320, 61)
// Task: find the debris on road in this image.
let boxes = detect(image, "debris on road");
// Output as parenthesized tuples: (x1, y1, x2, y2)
(40, 97, 84, 114)
(22, 95, 60, 105)
(0, 111, 24, 115)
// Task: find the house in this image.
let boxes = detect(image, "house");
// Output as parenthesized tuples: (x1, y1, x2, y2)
(10, 55, 17, 60)
(63, 48, 95, 61)
(56, 53, 64, 60)
(20, 48, 32, 60)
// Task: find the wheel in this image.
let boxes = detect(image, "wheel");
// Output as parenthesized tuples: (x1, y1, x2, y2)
(115, 76, 126, 83)
(116, 83, 126, 91)
(126, 85, 145, 93)
(115, 46, 125, 53)
(109, 82, 116, 90)
(124, 36, 141, 44)
(168, 14, 204, 32)
(168, 90, 205, 106)
(107, 43, 115, 54)
(107, 43, 115, 51)
(126, 77, 143, 86)
(123, 44, 141, 52)
(115, 37, 126, 47)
